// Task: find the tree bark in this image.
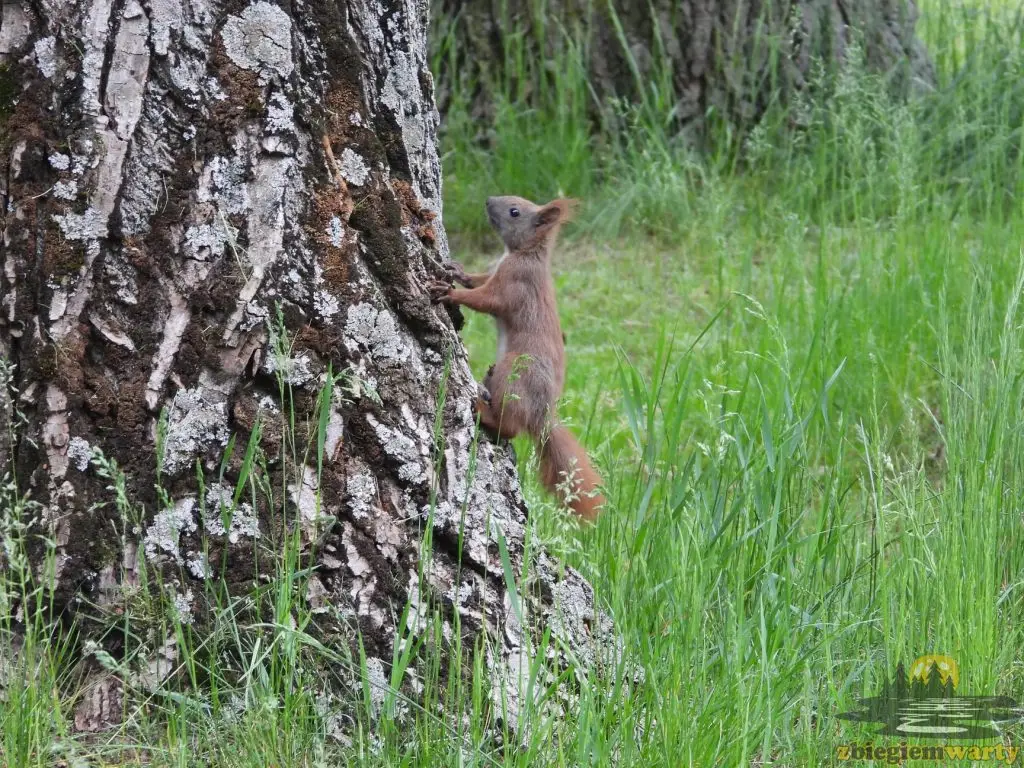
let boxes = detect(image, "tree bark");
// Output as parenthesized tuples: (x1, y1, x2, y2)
(433, 0, 935, 141)
(0, 0, 620, 734)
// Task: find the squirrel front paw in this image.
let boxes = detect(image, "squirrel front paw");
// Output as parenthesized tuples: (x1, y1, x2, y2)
(427, 280, 453, 303)
(446, 262, 472, 288)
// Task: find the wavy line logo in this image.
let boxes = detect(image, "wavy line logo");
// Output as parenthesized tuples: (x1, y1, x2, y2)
(838, 655, 1024, 740)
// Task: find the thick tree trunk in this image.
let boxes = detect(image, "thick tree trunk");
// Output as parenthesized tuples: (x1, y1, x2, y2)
(433, 0, 935, 140)
(0, 0, 619, 734)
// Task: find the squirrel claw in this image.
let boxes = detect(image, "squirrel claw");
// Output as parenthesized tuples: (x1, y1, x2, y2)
(427, 280, 453, 303)
(446, 263, 472, 288)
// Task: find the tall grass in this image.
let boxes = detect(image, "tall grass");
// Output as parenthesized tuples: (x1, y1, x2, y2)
(441, 0, 1024, 764)
(436, 0, 1024, 240)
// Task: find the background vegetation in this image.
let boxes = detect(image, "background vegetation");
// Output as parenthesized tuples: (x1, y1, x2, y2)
(3, 1, 1024, 765)
(444, 0, 1024, 763)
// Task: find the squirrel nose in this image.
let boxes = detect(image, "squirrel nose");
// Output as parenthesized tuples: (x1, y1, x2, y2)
(486, 197, 497, 210)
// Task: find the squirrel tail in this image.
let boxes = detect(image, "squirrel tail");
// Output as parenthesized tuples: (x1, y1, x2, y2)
(537, 423, 605, 522)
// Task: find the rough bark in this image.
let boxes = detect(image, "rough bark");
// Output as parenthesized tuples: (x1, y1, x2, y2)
(433, 0, 935, 140)
(0, 0, 622, 735)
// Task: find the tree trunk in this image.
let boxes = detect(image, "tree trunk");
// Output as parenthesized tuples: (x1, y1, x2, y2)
(0, 0, 619, 734)
(433, 0, 935, 140)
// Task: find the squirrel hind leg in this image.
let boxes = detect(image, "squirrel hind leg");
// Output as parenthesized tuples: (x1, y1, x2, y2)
(475, 395, 523, 442)
(477, 380, 492, 406)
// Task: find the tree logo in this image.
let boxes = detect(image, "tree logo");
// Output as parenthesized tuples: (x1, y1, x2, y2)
(837, 655, 1024, 739)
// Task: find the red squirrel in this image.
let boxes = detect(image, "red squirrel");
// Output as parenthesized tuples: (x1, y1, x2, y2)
(429, 195, 605, 521)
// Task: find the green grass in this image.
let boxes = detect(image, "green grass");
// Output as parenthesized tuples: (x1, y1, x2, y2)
(4, 0, 1024, 766)
(450, 207, 1024, 765)
(440, 0, 1024, 762)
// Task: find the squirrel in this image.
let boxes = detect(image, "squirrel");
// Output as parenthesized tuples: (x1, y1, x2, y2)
(429, 195, 605, 521)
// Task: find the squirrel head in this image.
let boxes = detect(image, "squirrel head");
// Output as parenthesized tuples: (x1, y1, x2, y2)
(486, 195, 578, 253)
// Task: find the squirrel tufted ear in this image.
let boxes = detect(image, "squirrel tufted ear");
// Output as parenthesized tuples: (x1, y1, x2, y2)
(535, 198, 579, 229)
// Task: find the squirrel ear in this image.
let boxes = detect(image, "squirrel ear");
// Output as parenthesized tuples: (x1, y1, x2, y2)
(535, 198, 579, 229)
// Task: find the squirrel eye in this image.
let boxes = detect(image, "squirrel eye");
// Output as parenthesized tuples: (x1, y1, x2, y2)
(509, 207, 520, 218)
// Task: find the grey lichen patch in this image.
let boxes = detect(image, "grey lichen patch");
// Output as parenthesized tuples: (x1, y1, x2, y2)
(381, 52, 426, 157)
(33, 36, 57, 78)
(203, 483, 260, 543)
(344, 303, 411, 366)
(314, 288, 340, 320)
(265, 91, 295, 134)
(53, 206, 109, 241)
(326, 216, 345, 248)
(48, 153, 71, 171)
(171, 587, 195, 625)
(144, 498, 197, 562)
(199, 153, 249, 216)
(221, 2, 294, 81)
(54, 181, 79, 201)
(345, 462, 377, 522)
(103, 252, 139, 305)
(186, 553, 211, 579)
(338, 148, 370, 187)
(67, 436, 92, 472)
(364, 657, 388, 716)
(366, 414, 424, 485)
(262, 351, 316, 387)
(161, 385, 230, 475)
(184, 223, 227, 261)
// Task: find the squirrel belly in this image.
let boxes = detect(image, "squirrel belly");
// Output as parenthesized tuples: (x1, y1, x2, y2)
(476, 359, 605, 522)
